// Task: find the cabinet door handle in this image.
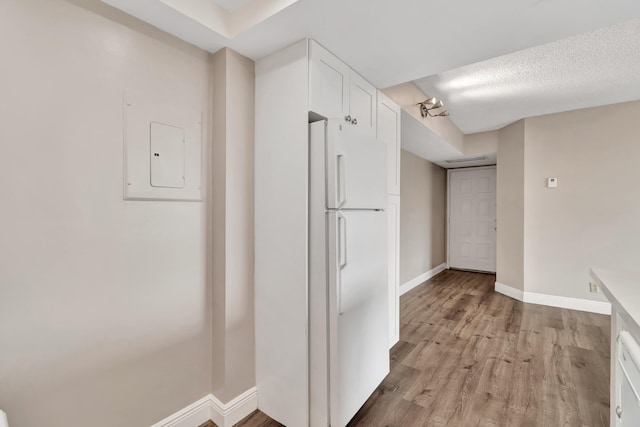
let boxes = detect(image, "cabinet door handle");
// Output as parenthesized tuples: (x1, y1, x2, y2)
(352, 118, 358, 125)
(616, 405, 622, 418)
(345, 115, 352, 123)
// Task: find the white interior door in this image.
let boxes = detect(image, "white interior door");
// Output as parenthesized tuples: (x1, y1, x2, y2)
(449, 167, 496, 272)
(325, 121, 386, 210)
(328, 210, 389, 427)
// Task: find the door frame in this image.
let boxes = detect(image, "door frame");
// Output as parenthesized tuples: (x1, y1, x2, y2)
(446, 165, 497, 272)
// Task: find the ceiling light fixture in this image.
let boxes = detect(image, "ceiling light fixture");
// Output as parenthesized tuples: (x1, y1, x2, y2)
(417, 97, 449, 118)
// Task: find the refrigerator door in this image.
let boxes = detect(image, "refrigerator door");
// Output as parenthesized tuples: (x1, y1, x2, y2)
(327, 210, 389, 427)
(325, 120, 387, 210)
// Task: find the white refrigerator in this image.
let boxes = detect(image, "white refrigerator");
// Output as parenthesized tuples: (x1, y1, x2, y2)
(308, 119, 389, 427)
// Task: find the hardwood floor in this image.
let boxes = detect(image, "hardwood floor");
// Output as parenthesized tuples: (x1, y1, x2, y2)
(208, 269, 611, 427)
(199, 410, 278, 427)
(199, 410, 279, 427)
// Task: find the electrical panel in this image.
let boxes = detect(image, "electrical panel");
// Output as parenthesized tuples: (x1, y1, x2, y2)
(124, 90, 202, 201)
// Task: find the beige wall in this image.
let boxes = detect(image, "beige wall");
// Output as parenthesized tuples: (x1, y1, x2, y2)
(399, 150, 447, 284)
(0, 1, 215, 426)
(495, 101, 640, 301)
(523, 101, 640, 300)
(210, 48, 256, 403)
(496, 120, 526, 291)
(465, 130, 499, 155)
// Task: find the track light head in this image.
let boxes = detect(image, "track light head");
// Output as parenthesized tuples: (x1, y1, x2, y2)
(417, 96, 449, 119)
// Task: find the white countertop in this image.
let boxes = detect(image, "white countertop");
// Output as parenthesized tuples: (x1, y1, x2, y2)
(591, 268, 640, 338)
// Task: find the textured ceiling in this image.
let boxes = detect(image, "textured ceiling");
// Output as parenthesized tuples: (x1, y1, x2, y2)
(414, 19, 640, 134)
(102, 0, 640, 89)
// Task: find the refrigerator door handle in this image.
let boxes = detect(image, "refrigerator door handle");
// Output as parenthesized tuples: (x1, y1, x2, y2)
(338, 213, 347, 315)
(337, 276, 343, 316)
(338, 213, 348, 269)
(337, 153, 347, 208)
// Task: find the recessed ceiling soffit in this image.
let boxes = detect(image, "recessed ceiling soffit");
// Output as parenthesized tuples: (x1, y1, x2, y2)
(105, 0, 300, 39)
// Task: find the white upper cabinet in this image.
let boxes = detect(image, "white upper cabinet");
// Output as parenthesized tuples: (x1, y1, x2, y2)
(309, 41, 350, 120)
(377, 91, 401, 195)
(309, 40, 377, 138)
(349, 72, 377, 138)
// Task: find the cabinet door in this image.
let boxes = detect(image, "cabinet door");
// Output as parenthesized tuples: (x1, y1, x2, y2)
(621, 375, 640, 426)
(349, 71, 377, 138)
(377, 92, 401, 195)
(387, 195, 400, 348)
(309, 40, 350, 120)
(617, 331, 640, 426)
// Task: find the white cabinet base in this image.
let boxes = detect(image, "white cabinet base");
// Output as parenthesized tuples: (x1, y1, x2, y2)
(387, 195, 400, 348)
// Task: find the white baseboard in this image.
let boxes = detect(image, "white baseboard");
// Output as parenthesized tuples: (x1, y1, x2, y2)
(495, 282, 611, 315)
(523, 292, 611, 315)
(150, 395, 214, 427)
(210, 388, 258, 427)
(400, 263, 448, 296)
(494, 282, 524, 302)
(151, 388, 257, 427)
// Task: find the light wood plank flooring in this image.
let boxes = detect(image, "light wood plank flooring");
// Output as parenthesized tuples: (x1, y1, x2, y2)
(204, 269, 611, 427)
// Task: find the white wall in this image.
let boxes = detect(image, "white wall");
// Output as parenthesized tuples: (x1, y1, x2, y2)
(399, 150, 447, 284)
(0, 1, 212, 426)
(523, 101, 640, 300)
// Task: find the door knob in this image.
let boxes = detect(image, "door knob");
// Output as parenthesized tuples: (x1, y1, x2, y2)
(345, 115, 352, 123)
(616, 405, 622, 418)
(352, 118, 358, 125)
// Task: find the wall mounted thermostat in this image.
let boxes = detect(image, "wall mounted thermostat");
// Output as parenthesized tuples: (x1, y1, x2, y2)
(547, 177, 558, 188)
(123, 90, 202, 201)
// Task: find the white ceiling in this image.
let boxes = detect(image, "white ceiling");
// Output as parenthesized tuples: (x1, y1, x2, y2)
(102, 0, 640, 90)
(214, 0, 254, 12)
(103, 0, 640, 137)
(415, 19, 640, 134)
(102, 0, 302, 39)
